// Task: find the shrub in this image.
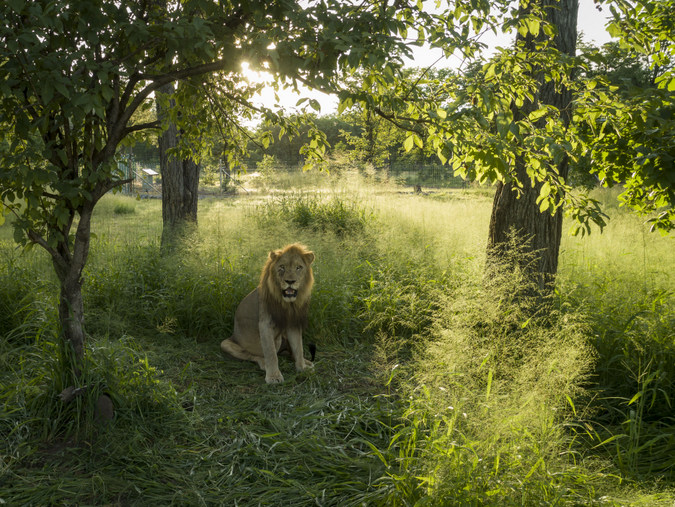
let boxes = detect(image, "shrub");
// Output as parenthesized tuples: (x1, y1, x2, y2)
(256, 194, 374, 236)
(113, 202, 136, 215)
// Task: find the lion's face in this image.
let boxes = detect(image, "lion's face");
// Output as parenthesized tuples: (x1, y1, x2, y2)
(263, 244, 315, 305)
(273, 248, 314, 302)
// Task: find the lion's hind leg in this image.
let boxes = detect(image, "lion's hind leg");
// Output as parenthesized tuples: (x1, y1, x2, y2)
(220, 338, 265, 370)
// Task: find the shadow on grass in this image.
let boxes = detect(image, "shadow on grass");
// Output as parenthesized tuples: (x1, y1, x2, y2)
(1, 330, 399, 506)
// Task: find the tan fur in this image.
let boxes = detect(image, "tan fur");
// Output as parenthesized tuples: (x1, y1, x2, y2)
(220, 244, 315, 384)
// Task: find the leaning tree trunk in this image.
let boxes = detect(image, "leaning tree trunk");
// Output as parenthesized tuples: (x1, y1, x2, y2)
(487, 0, 578, 292)
(156, 83, 200, 250)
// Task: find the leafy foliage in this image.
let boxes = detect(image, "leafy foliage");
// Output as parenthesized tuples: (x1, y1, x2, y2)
(330, 0, 674, 235)
(581, 0, 675, 233)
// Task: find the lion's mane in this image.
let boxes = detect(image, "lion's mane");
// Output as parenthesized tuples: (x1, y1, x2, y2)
(259, 243, 314, 330)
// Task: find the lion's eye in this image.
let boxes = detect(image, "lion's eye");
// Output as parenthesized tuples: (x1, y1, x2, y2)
(296, 265, 302, 272)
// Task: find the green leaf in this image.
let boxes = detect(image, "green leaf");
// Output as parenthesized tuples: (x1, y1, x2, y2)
(528, 108, 548, 123)
(101, 84, 114, 102)
(540, 181, 551, 199)
(403, 134, 414, 152)
(518, 23, 529, 38)
(495, 112, 511, 138)
(42, 82, 54, 105)
(525, 18, 540, 37)
(628, 392, 642, 406)
(54, 80, 70, 100)
(485, 368, 493, 400)
(57, 149, 68, 167)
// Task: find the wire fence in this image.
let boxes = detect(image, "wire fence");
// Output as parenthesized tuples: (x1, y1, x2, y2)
(388, 163, 468, 188)
(116, 152, 469, 195)
(117, 156, 161, 195)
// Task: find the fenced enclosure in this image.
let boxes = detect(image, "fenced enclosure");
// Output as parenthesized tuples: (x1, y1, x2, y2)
(117, 156, 161, 195)
(117, 145, 469, 195)
(388, 163, 467, 188)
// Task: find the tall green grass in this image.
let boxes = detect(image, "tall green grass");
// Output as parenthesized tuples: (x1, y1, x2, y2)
(0, 177, 673, 505)
(358, 237, 600, 505)
(256, 193, 374, 236)
(559, 204, 675, 481)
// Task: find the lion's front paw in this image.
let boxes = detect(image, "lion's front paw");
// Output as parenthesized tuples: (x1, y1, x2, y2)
(265, 370, 284, 384)
(296, 359, 314, 372)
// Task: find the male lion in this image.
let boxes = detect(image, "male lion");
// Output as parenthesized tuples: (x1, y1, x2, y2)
(220, 243, 315, 384)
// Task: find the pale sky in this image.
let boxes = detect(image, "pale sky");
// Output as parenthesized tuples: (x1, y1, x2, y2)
(248, 2, 615, 116)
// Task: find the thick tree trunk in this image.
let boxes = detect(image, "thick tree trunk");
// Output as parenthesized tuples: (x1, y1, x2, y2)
(488, 161, 568, 288)
(487, 0, 578, 292)
(157, 83, 201, 249)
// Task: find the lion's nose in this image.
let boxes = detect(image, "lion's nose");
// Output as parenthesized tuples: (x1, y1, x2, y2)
(285, 280, 295, 286)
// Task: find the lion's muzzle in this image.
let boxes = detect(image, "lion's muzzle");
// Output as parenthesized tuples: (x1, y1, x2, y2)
(282, 287, 298, 301)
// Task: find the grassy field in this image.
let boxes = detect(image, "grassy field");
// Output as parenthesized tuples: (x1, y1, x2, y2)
(1, 173, 673, 505)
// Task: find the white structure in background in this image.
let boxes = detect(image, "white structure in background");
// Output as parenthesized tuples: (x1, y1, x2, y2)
(140, 168, 159, 191)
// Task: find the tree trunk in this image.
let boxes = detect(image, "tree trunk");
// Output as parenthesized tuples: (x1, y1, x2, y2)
(157, 83, 201, 250)
(57, 273, 86, 358)
(366, 108, 375, 166)
(51, 205, 94, 360)
(487, 0, 578, 292)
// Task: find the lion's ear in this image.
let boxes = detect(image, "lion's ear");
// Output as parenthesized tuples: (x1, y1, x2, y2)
(304, 251, 315, 265)
(269, 250, 279, 261)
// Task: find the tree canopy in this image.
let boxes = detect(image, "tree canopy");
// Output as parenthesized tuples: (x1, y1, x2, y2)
(329, 0, 674, 235)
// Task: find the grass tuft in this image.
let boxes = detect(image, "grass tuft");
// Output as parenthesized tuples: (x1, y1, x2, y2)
(256, 193, 374, 236)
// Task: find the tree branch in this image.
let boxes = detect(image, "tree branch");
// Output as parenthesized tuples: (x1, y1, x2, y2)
(203, 87, 263, 150)
(93, 178, 134, 202)
(27, 229, 66, 272)
(123, 120, 161, 136)
(98, 59, 237, 167)
(137, 59, 237, 86)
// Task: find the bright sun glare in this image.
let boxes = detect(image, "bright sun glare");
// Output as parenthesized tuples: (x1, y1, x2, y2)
(240, 61, 337, 116)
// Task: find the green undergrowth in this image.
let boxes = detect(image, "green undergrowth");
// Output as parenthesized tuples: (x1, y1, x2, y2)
(1, 188, 674, 505)
(556, 273, 675, 481)
(0, 192, 452, 504)
(1, 332, 396, 504)
(362, 239, 600, 504)
(559, 210, 675, 482)
(255, 192, 374, 236)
